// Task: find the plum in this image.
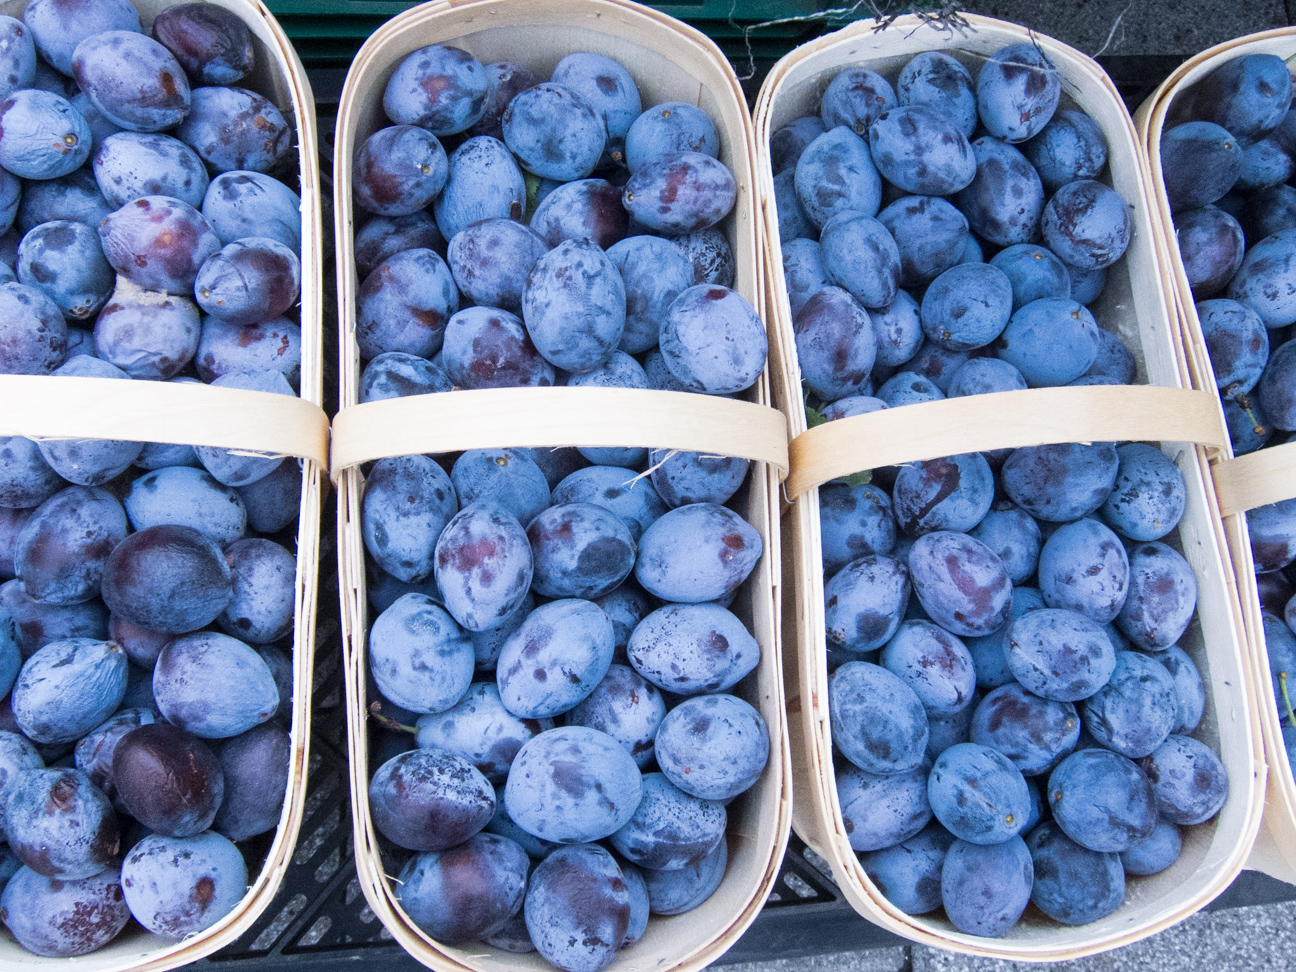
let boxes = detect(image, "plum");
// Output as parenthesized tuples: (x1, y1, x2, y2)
(72, 31, 190, 133)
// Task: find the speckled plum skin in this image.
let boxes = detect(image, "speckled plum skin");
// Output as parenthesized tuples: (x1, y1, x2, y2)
(881, 620, 977, 717)
(838, 762, 932, 853)
(0, 279, 67, 374)
(153, 631, 278, 739)
(120, 831, 246, 940)
(0, 16, 35, 102)
(93, 132, 209, 209)
(368, 594, 472, 715)
(396, 832, 528, 945)
(369, 748, 494, 852)
(869, 105, 975, 196)
(435, 502, 533, 634)
(441, 306, 554, 389)
(433, 136, 525, 242)
(152, 3, 253, 85)
(496, 599, 614, 719)
(195, 237, 299, 326)
(1026, 821, 1124, 926)
(0, 89, 92, 179)
(447, 218, 548, 314)
(1001, 442, 1119, 522)
(1040, 180, 1131, 270)
(14, 484, 127, 605)
(73, 31, 190, 133)
(908, 531, 1012, 638)
(360, 351, 449, 400)
(362, 454, 456, 585)
(112, 723, 224, 838)
(552, 466, 667, 542)
(659, 284, 767, 393)
(101, 523, 233, 634)
(1081, 651, 1177, 758)
(970, 682, 1080, 777)
(941, 836, 1033, 938)
(3, 767, 118, 877)
(525, 844, 631, 972)
(352, 125, 447, 217)
(356, 212, 442, 277)
(823, 554, 909, 655)
(176, 86, 291, 174)
(203, 170, 301, 249)
(626, 602, 758, 697)
(794, 126, 881, 229)
(0, 866, 130, 956)
(383, 44, 488, 136)
(0, 437, 63, 510)
(634, 502, 762, 603)
(522, 238, 625, 374)
(216, 537, 295, 644)
(451, 449, 549, 527)
(99, 195, 221, 295)
(502, 82, 604, 182)
(611, 772, 725, 871)
(527, 503, 635, 600)
(977, 43, 1061, 143)
(12, 637, 126, 743)
(1005, 607, 1115, 702)
(504, 726, 642, 843)
(18, 221, 113, 322)
(655, 693, 768, 802)
(623, 151, 736, 235)
(197, 314, 300, 387)
(606, 235, 692, 355)
(1116, 541, 1198, 649)
(567, 664, 665, 769)
(356, 247, 457, 360)
(1143, 734, 1228, 825)
(830, 660, 928, 774)
(818, 212, 902, 310)
(213, 721, 290, 841)
(625, 102, 718, 172)
(1037, 518, 1129, 623)
(415, 683, 551, 784)
(1047, 747, 1157, 852)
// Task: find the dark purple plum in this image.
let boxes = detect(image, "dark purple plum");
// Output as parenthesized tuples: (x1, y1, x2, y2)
(370, 747, 493, 852)
(383, 44, 487, 135)
(1040, 180, 1131, 270)
(74, 707, 154, 802)
(446, 217, 547, 314)
(769, 115, 824, 174)
(527, 503, 635, 600)
(0, 89, 91, 179)
(14, 485, 126, 604)
(467, 62, 536, 141)
(623, 151, 736, 235)
(0, 280, 66, 374)
(396, 832, 528, 944)
(1175, 206, 1245, 298)
(1228, 228, 1296, 327)
(18, 220, 113, 322)
(496, 598, 614, 719)
(368, 594, 472, 715)
(522, 237, 624, 374)
(634, 502, 762, 603)
(1005, 608, 1115, 702)
(113, 723, 224, 837)
(502, 82, 604, 182)
(793, 285, 876, 402)
(1260, 338, 1296, 430)
(194, 237, 299, 326)
(1001, 442, 1119, 522)
(1116, 541, 1197, 649)
(72, 31, 190, 133)
(0, 866, 129, 956)
(434, 501, 532, 633)
(352, 124, 447, 217)
(99, 195, 221, 295)
(176, 85, 290, 173)
(151, 3, 253, 85)
(355, 247, 457, 360)
(1026, 821, 1124, 925)
(1240, 183, 1296, 243)
(100, 523, 233, 633)
(1249, 499, 1296, 572)
(213, 721, 290, 841)
(606, 235, 692, 354)
(970, 682, 1079, 776)
(433, 136, 525, 242)
(529, 178, 627, 250)
(955, 136, 1045, 246)
(1160, 122, 1243, 212)
(203, 170, 301, 249)
(355, 212, 443, 277)
(893, 452, 994, 536)
(524, 844, 630, 972)
(441, 306, 554, 389)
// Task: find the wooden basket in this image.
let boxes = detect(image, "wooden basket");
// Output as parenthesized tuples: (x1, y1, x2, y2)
(329, 2, 793, 969)
(1134, 29, 1296, 884)
(752, 13, 1266, 960)
(0, 0, 327, 967)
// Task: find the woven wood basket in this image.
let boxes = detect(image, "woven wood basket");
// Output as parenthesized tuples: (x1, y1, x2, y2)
(0, 0, 328, 965)
(1135, 30, 1296, 883)
(330, 2, 793, 969)
(753, 13, 1266, 959)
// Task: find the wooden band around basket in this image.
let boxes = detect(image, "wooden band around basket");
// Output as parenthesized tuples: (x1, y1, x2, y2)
(0, 375, 331, 467)
(330, 387, 791, 479)
(785, 385, 1229, 500)
(1213, 440, 1296, 517)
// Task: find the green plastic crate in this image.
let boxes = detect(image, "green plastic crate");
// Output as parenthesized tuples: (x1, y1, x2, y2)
(267, 0, 886, 70)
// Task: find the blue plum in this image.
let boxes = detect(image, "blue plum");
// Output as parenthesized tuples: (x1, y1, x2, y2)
(644, 838, 726, 916)
(928, 742, 1030, 844)
(202, 170, 301, 250)
(529, 178, 626, 250)
(1116, 541, 1198, 649)
(655, 693, 768, 801)
(1175, 206, 1245, 298)
(4, 768, 117, 877)
(625, 102, 718, 172)
(635, 503, 761, 603)
(1023, 110, 1108, 191)
(360, 351, 452, 401)
(99, 195, 221, 295)
(18, 168, 110, 234)
(627, 602, 757, 697)
(37, 356, 141, 485)
(95, 278, 202, 378)
(527, 504, 635, 600)
(861, 822, 956, 915)
(1047, 748, 1156, 852)
(1038, 518, 1129, 623)
(622, 151, 736, 235)
(948, 358, 1028, 399)
(996, 297, 1100, 386)
(1041, 180, 1131, 270)
(567, 664, 665, 769)
(869, 105, 975, 195)
(194, 237, 299, 326)
(1155, 645, 1205, 734)
(977, 43, 1060, 143)
(821, 68, 895, 136)
(829, 660, 928, 774)
(1001, 442, 1118, 522)
(496, 599, 614, 719)
(971, 682, 1079, 776)
(0, 89, 91, 179)
(837, 761, 931, 852)
(25, 0, 139, 74)
(362, 454, 457, 584)
(0, 280, 66, 374)
(72, 32, 190, 133)
(120, 831, 246, 939)
(893, 452, 993, 536)
(14, 485, 126, 604)
(451, 449, 549, 528)
(955, 137, 1045, 246)
(369, 594, 472, 715)
(525, 844, 630, 972)
(989, 243, 1072, 310)
(356, 212, 443, 277)
(355, 247, 457, 360)
(823, 554, 910, 655)
(1081, 650, 1177, 758)
(1160, 122, 1243, 212)
(877, 195, 968, 287)
(1005, 608, 1115, 702)
(396, 832, 528, 944)
(1144, 734, 1228, 825)
(611, 772, 724, 870)
(522, 237, 624, 374)
(383, 45, 487, 135)
(607, 235, 692, 354)
(674, 227, 736, 287)
(124, 465, 245, 545)
(898, 51, 976, 135)
(369, 748, 493, 852)
(212, 720, 290, 841)
(236, 456, 300, 534)
(441, 306, 554, 390)
(659, 283, 766, 393)
(1177, 53, 1293, 145)
(154, 631, 277, 738)
(552, 465, 667, 542)
(908, 531, 1012, 638)
(794, 127, 881, 228)
(1026, 821, 1124, 925)
(468, 62, 536, 141)
(446, 218, 547, 314)
(433, 136, 525, 242)
(818, 212, 901, 309)
(93, 132, 208, 209)
(1120, 820, 1181, 876)
(771, 115, 825, 174)
(793, 285, 876, 402)
(352, 125, 447, 217)
(0, 866, 129, 956)
(649, 449, 747, 509)
(415, 683, 550, 785)
(196, 314, 301, 387)
(502, 83, 604, 182)
(940, 836, 1033, 937)
(217, 538, 294, 644)
(819, 482, 896, 576)
(1100, 443, 1187, 541)
(881, 620, 976, 717)
(551, 53, 640, 168)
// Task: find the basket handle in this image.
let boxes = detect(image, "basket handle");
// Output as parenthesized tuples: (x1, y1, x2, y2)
(785, 385, 1228, 501)
(330, 386, 790, 481)
(0, 375, 331, 467)
(1213, 441, 1296, 517)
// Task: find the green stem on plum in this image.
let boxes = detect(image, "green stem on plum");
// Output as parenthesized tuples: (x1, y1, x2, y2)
(369, 703, 417, 735)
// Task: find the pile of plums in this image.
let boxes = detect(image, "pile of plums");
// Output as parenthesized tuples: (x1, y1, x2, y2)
(1154, 52, 1296, 783)
(770, 45, 1228, 937)
(0, 0, 304, 956)
(351, 41, 772, 972)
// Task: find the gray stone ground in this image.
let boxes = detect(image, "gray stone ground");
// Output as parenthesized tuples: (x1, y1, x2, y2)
(722, 899, 1296, 972)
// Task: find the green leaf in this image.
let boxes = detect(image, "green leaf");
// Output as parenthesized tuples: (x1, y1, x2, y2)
(843, 469, 872, 487)
(806, 404, 827, 428)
